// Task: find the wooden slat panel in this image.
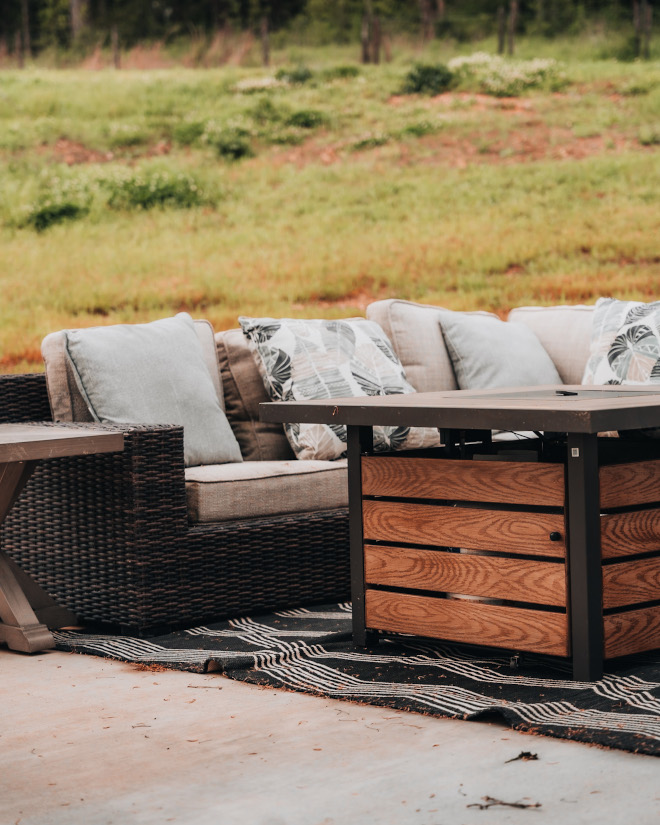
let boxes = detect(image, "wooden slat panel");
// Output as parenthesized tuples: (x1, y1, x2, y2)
(364, 545, 566, 606)
(365, 590, 569, 656)
(600, 460, 660, 509)
(601, 510, 660, 558)
(362, 456, 565, 507)
(602, 558, 660, 609)
(604, 604, 660, 659)
(362, 500, 566, 558)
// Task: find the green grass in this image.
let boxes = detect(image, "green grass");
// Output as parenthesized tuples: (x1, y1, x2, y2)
(1, 47, 659, 372)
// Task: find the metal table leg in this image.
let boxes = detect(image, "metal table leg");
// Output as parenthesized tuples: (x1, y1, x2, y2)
(566, 433, 604, 681)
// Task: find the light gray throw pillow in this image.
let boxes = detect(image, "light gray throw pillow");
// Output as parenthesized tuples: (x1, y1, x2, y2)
(440, 312, 562, 389)
(65, 313, 242, 467)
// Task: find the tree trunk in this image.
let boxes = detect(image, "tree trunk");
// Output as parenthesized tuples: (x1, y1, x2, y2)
(419, 0, 435, 41)
(15, 30, 24, 68)
(507, 0, 518, 56)
(537, 0, 545, 25)
(641, 0, 652, 59)
(435, 0, 446, 22)
(497, 6, 506, 54)
(371, 15, 381, 64)
(20, 0, 31, 58)
(361, 14, 371, 63)
(70, 0, 84, 41)
(111, 24, 120, 69)
(260, 15, 270, 67)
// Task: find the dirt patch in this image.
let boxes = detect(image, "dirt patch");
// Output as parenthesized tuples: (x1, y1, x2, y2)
(273, 115, 634, 171)
(389, 92, 536, 114)
(47, 139, 115, 165)
(40, 138, 172, 166)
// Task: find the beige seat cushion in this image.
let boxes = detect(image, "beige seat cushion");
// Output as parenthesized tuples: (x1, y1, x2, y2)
(215, 328, 295, 461)
(185, 459, 347, 524)
(366, 299, 497, 393)
(507, 305, 594, 385)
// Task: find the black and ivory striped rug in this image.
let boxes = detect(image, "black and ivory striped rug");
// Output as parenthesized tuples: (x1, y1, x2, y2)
(54, 602, 660, 756)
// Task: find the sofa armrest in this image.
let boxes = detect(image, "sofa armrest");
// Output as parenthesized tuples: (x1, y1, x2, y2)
(0, 373, 53, 423)
(1, 407, 189, 627)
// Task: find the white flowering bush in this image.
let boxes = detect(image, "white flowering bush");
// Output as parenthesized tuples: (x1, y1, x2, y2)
(21, 174, 96, 231)
(448, 52, 565, 97)
(233, 76, 285, 94)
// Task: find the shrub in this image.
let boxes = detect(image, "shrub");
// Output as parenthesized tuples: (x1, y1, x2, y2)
(249, 97, 285, 125)
(213, 130, 254, 160)
(276, 66, 313, 85)
(107, 123, 151, 149)
(202, 121, 255, 161)
(400, 120, 439, 138)
(172, 120, 207, 146)
(21, 176, 92, 231)
(401, 64, 454, 96)
(286, 109, 327, 129)
(105, 170, 207, 210)
(448, 53, 565, 97)
(351, 132, 390, 151)
(639, 126, 660, 146)
(321, 65, 360, 81)
(233, 76, 284, 94)
(25, 200, 89, 231)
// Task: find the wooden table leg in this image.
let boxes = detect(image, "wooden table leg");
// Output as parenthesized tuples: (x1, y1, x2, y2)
(0, 460, 76, 654)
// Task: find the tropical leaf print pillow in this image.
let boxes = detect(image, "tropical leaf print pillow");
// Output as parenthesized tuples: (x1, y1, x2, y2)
(582, 298, 660, 385)
(239, 317, 441, 460)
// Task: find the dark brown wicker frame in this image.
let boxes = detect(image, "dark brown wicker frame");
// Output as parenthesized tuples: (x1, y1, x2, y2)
(0, 374, 350, 634)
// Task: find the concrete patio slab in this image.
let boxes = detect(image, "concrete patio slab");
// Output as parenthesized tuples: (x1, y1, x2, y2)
(1, 648, 658, 825)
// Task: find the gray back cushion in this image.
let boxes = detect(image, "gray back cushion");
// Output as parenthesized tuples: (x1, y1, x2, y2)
(439, 313, 562, 389)
(43, 313, 241, 468)
(366, 299, 498, 392)
(215, 328, 295, 461)
(507, 305, 594, 385)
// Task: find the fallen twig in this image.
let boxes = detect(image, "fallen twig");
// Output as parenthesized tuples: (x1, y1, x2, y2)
(504, 750, 539, 764)
(467, 796, 542, 810)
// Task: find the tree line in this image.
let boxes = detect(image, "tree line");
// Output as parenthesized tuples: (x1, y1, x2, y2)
(2, 1, 654, 63)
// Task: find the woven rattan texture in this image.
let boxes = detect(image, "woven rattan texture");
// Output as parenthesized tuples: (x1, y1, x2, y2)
(0, 373, 351, 633)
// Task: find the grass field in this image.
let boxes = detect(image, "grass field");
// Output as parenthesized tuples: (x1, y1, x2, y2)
(1, 41, 659, 373)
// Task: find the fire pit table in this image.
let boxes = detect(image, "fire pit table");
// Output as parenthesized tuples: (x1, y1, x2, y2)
(262, 385, 660, 681)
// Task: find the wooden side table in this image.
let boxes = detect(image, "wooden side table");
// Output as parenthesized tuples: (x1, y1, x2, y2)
(0, 423, 124, 653)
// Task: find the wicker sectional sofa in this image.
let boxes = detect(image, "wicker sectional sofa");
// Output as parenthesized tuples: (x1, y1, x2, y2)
(0, 301, 596, 634)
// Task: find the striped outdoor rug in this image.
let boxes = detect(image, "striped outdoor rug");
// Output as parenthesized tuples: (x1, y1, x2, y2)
(54, 602, 660, 756)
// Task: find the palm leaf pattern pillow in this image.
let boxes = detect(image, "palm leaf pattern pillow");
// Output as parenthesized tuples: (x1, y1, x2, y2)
(239, 317, 441, 460)
(583, 298, 660, 385)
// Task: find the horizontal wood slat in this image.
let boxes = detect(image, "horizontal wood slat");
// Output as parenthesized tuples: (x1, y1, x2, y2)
(601, 510, 660, 558)
(364, 545, 566, 607)
(362, 456, 565, 506)
(600, 460, 660, 509)
(602, 558, 660, 609)
(604, 604, 660, 659)
(362, 500, 566, 558)
(365, 590, 569, 657)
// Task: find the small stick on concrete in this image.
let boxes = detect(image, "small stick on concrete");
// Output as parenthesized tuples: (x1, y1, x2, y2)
(467, 796, 542, 810)
(504, 750, 539, 763)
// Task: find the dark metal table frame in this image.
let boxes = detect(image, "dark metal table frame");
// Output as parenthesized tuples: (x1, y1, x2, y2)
(0, 423, 124, 653)
(262, 385, 660, 681)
